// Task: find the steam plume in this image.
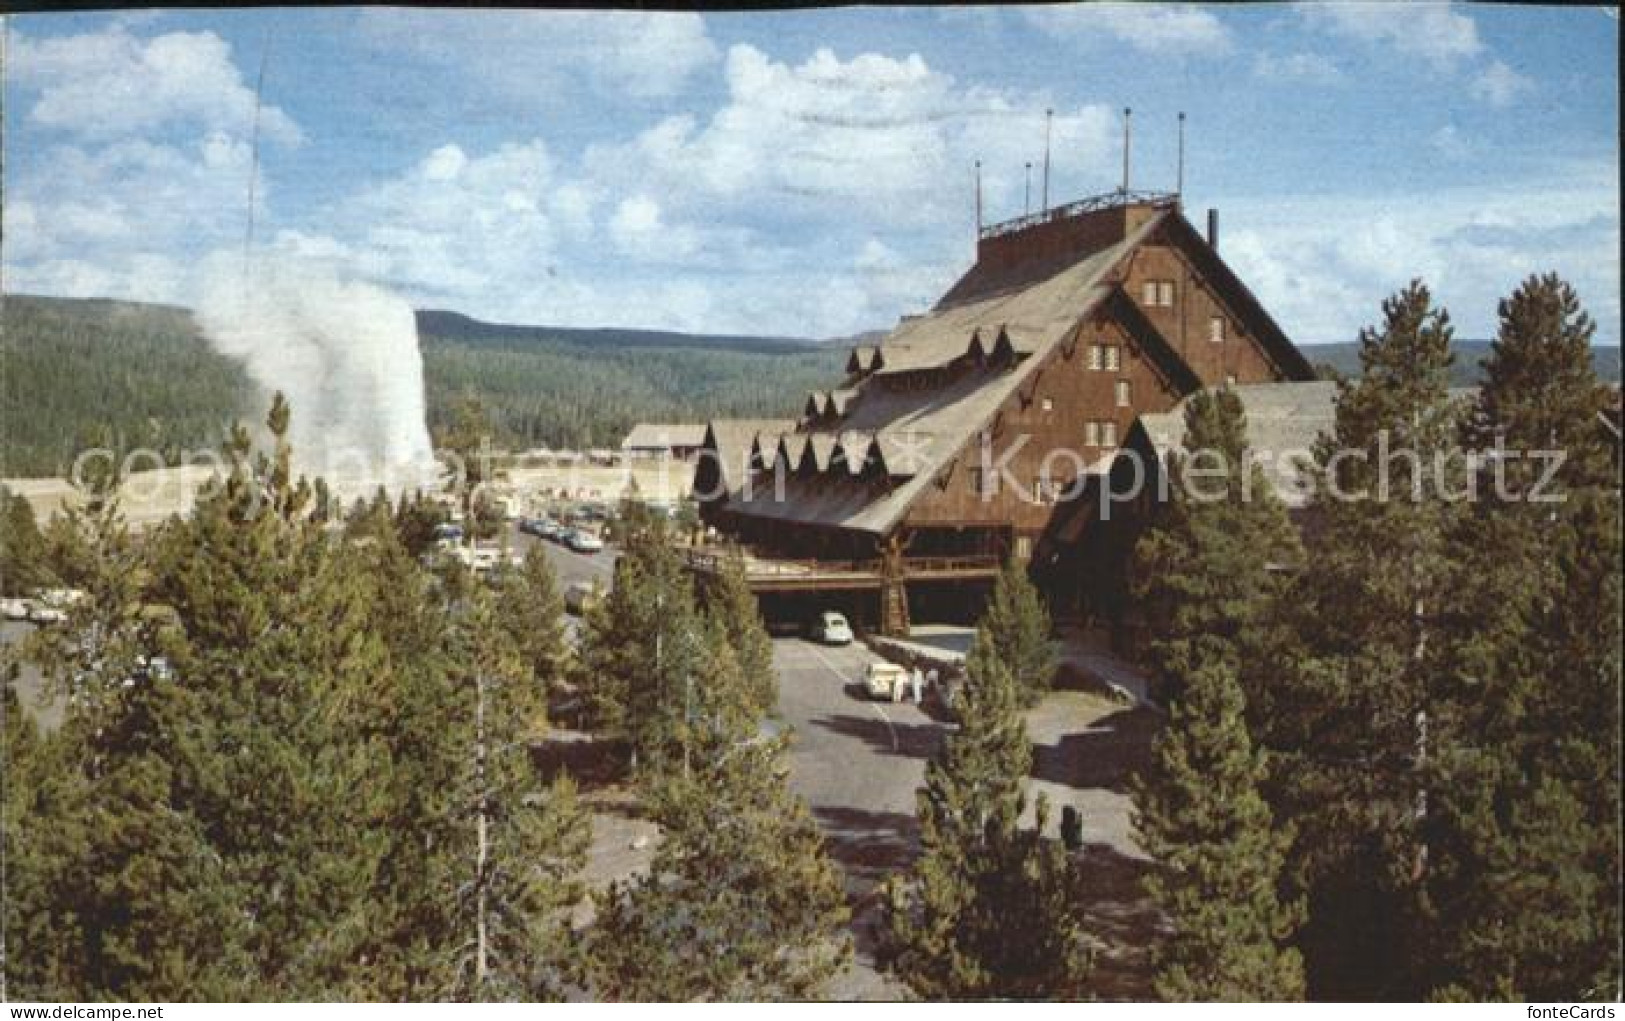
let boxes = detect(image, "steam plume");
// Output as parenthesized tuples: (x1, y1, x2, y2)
(196, 255, 438, 495)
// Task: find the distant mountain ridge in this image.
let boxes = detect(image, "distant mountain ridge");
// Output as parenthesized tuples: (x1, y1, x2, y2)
(415, 309, 834, 354)
(1300, 340, 1621, 386)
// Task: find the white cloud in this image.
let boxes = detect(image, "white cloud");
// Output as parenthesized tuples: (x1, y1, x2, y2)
(1252, 51, 1344, 85)
(9, 25, 301, 144)
(1025, 3, 1233, 56)
(584, 45, 1117, 232)
(1302, 2, 1483, 70)
(1216, 166, 1621, 345)
(4, 133, 266, 305)
(1470, 60, 1534, 107)
(357, 9, 718, 101)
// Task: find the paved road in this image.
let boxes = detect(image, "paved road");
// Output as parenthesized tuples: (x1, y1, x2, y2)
(772, 636, 947, 999)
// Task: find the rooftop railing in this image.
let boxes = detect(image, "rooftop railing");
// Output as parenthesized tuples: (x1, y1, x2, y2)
(978, 188, 1179, 241)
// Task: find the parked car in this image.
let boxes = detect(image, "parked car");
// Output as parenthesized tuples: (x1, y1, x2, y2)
(518, 517, 544, 536)
(809, 611, 854, 645)
(433, 522, 464, 542)
(567, 530, 605, 554)
(26, 588, 87, 625)
(538, 520, 563, 541)
(862, 662, 911, 702)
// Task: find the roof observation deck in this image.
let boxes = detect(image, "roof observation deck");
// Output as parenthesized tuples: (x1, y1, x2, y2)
(978, 188, 1179, 242)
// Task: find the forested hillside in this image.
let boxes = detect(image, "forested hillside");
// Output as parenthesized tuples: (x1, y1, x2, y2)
(417, 313, 843, 450)
(1, 296, 255, 476)
(1, 295, 844, 475)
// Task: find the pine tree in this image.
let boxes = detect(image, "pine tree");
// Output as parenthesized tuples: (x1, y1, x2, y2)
(584, 641, 848, 1000)
(700, 546, 777, 715)
(1123, 387, 1305, 999)
(977, 558, 1057, 707)
(493, 545, 568, 708)
(137, 395, 396, 996)
(882, 638, 1085, 998)
(1132, 638, 1305, 1000)
(1423, 274, 1622, 999)
(442, 585, 589, 1000)
(1259, 281, 1467, 998)
(0, 486, 51, 595)
(1127, 387, 1301, 707)
(575, 515, 722, 771)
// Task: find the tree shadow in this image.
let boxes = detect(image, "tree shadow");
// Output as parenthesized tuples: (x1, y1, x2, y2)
(809, 708, 944, 761)
(1030, 707, 1160, 793)
(813, 803, 921, 883)
(531, 730, 629, 788)
(1070, 840, 1161, 1001)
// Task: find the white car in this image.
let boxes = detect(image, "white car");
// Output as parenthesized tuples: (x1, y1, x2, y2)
(1, 597, 31, 621)
(809, 611, 853, 645)
(567, 530, 605, 554)
(863, 662, 911, 702)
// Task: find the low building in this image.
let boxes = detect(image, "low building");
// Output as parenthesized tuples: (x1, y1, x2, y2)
(621, 423, 709, 462)
(695, 189, 1316, 634)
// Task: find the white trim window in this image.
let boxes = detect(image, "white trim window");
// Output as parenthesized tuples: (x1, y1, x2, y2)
(1141, 280, 1159, 306)
(1157, 280, 1176, 306)
(1087, 344, 1104, 371)
(1084, 421, 1101, 446)
(1115, 379, 1131, 407)
(1104, 345, 1121, 371)
(1102, 420, 1119, 447)
(1209, 316, 1226, 343)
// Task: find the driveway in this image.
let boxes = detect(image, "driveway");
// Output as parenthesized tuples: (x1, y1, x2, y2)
(772, 636, 944, 999)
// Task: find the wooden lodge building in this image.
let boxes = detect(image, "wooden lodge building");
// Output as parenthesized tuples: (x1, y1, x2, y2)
(692, 189, 1316, 634)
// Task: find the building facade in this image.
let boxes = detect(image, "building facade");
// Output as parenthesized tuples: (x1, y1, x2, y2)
(695, 190, 1316, 634)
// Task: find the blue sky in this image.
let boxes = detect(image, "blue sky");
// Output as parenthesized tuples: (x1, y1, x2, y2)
(4, 4, 1619, 344)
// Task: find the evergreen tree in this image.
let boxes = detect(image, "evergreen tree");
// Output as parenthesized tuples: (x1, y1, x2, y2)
(0, 486, 51, 595)
(135, 395, 396, 996)
(1132, 638, 1305, 1000)
(977, 559, 1057, 707)
(1465, 273, 1614, 492)
(1124, 387, 1305, 999)
(882, 638, 1085, 998)
(1127, 387, 1301, 707)
(575, 514, 722, 771)
(1259, 281, 1467, 998)
(442, 585, 589, 1000)
(584, 642, 848, 1000)
(700, 546, 777, 715)
(1423, 274, 1622, 999)
(492, 545, 568, 707)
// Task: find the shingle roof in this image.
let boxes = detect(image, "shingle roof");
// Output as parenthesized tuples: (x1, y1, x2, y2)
(1132, 382, 1338, 507)
(701, 418, 797, 492)
(705, 211, 1183, 534)
(622, 422, 708, 451)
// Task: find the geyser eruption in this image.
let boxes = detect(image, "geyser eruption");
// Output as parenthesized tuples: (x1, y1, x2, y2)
(196, 257, 438, 496)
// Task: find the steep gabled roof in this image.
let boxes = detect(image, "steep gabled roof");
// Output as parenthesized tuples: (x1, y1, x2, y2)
(1158, 213, 1316, 382)
(869, 215, 1164, 378)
